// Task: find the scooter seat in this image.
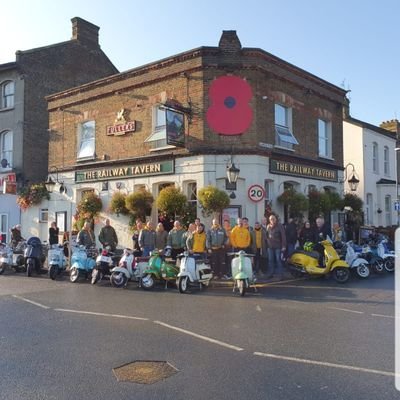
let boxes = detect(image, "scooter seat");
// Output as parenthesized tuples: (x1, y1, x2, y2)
(135, 256, 150, 263)
(294, 250, 320, 260)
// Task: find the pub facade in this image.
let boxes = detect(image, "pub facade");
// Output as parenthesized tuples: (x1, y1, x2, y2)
(22, 31, 348, 247)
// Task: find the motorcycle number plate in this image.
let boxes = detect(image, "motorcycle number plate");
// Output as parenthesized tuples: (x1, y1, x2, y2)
(99, 255, 110, 262)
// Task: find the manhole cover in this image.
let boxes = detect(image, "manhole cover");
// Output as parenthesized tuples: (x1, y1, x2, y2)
(113, 361, 179, 384)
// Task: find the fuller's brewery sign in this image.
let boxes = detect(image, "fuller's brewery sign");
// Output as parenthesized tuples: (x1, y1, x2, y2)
(106, 108, 136, 136)
(75, 160, 174, 183)
(270, 159, 337, 182)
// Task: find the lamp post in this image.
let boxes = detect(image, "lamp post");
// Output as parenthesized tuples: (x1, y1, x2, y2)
(45, 166, 67, 194)
(395, 148, 400, 226)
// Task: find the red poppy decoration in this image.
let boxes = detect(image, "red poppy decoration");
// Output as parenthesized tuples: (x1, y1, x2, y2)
(206, 75, 253, 135)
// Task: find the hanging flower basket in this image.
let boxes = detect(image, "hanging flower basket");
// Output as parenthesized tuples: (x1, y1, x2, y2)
(16, 183, 50, 211)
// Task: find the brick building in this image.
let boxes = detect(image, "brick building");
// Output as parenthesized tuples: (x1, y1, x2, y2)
(0, 17, 118, 241)
(23, 30, 348, 245)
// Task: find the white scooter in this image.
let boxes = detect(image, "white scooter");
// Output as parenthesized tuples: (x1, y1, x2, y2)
(109, 248, 149, 288)
(344, 242, 370, 279)
(228, 250, 256, 296)
(377, 239, 395, 273)
(48, 243, 68, 280)
(0, 241, 26, 274)
(176, 251, 213, 293)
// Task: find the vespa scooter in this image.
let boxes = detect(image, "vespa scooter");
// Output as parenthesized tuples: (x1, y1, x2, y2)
(176, 251, 213, 293)
(141, 249, 179, 290)
(0, 241, 26, 274)
(70, 245, 97, 283)
(227, 250, 256, 296)
(91, 246, 114, 285)
(343, 242, 370, 279)
(287, 239, 350, 283)
(25, 237, 46, 277)
(48, 243, 68, 280)
(109, 248, 149, 288)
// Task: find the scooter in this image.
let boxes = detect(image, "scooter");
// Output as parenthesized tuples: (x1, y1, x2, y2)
(176, 251, 213, 293)
(24, 237, 46, 277)
(359, 243, 385, 274)
(48, 243, 68, 280)
(140, 249, 179, 290)
(287, 239, 350, 283)
(0, 241, 26, 274)
(69, 245, 97, 283)
(91, 246, 114, 285)
(227, 250, 256, 296)
(343, 242, 370, 279)
(378, 239, 395, 273)
(109, 248, 149, 288)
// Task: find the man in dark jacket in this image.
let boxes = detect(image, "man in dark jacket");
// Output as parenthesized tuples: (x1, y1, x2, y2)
(285, 217, 298, 257)
(314, 216, 331, 266)
(98, 218, 118, 251)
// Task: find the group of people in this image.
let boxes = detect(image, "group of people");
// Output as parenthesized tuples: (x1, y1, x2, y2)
(71, 213, 340, 280)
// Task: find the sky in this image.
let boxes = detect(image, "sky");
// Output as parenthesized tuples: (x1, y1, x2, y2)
(1, 0, 398, 127)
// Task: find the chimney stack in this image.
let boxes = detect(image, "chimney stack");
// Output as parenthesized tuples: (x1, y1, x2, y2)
(380, 119, 400, 137)
(71, 17, 99, 47)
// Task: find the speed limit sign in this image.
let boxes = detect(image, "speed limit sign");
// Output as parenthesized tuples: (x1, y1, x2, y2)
(248, 184, 265, 202)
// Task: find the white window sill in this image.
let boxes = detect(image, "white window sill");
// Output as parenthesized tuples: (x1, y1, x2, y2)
(318, 155, 334, 161)
(0, 107, 14, 112)
(149, 145, 176, 152)
(274, 145, 295, 152)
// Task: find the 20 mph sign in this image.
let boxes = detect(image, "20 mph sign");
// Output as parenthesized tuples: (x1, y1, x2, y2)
(248, 184, 265, 202)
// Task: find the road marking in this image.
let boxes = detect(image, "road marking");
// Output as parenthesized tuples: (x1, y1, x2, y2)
(12, 295, 50, 309)
(328, 307, 364, 314)
(54, 308, 149, 321)
(256, 305, 262, 312)
(153, 320, 244, 352)
(371, 313, 395, 319)
(253, 352, 395, 377)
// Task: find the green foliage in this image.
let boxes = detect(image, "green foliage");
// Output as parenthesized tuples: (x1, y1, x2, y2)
(277, 188, 308, 218)
(125, 189, 154, 220)
(109, 191, 129, 216)
(308, 189, 342, 220)
(156, 186, 187, 219)
(197, 185, 230, 217)
(341, 193, 364, 212)
(17, 183, 50, 211)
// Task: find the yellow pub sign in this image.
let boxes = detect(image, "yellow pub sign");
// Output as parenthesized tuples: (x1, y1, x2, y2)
(75, 160, 174, 182)
(270, 159, 337, 182)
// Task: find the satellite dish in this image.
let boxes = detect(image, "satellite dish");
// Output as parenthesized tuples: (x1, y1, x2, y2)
(1, 159, 9, 168)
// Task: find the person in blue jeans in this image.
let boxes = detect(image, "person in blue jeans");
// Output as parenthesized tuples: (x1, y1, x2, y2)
(266, 214, 287, 280)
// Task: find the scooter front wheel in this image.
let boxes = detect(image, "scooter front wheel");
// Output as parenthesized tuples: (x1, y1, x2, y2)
(0, 263, 6, 275)
(355, 263, 370, 279)
(110, 272, 128, 288)
(70, 268, 79, 283)
(141, 273, 155, 290)
(91, 269, 101, 285)
(384, 257, 395, 273)
(178, 276, 189, 294)
(49, 265, 57, 280)
(371, 259, 385, 274)
(332, 267, 350, 283)
(26, 261, 34, 277)
(237, 279, 246, 296)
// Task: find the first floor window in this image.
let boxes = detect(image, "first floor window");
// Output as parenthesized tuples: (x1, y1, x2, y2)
(40, 209, 48, 223)
(145, 105, 168, 149)
(274, 104, 298, 150)
(318, 119, 331, 158)
(1, 81, 14, 109)
(0, 130, 13, 169)
(77, 121, 95, 159)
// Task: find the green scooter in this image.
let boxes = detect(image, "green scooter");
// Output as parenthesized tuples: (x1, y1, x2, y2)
(141, 248, 179, 290)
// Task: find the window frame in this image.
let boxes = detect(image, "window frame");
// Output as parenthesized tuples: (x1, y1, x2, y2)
(0, 213, 8, 243)
(1, 80, 15, 109)
(77, 120, 96, 160)
(318, 118, 332, 158)
(274, 103, 298, 150)
(384, 146, 389, 175)
(372, 142, 378, 173)
(384, 195, 391, 226)
(39, 208, 49, 223)
(0, 130, 13, 170)
(145, 105, 176, 151)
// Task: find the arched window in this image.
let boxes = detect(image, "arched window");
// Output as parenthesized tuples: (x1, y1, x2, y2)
(0, 130, 13, 169)
(384, 146, 389, 175)
(372, 142, 378, 173)
(1, 81, 14, 109)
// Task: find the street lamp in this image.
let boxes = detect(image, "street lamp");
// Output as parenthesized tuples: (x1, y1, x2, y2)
(340, 163, 360, 192)
(45, 166, 67, 194)
(226, 159, 240, 200)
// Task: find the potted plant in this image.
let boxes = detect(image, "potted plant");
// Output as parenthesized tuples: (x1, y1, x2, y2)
(197, 185, 230, 218)
(16, 183, 50, 211)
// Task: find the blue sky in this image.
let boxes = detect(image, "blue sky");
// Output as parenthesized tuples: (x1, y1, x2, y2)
(1, 0, 398, 127)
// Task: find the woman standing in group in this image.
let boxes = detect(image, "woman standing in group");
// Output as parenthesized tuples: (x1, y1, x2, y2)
(49, 221, 59, 246)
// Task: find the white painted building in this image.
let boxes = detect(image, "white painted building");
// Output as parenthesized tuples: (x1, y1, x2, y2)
(343, 117, 398, 227)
